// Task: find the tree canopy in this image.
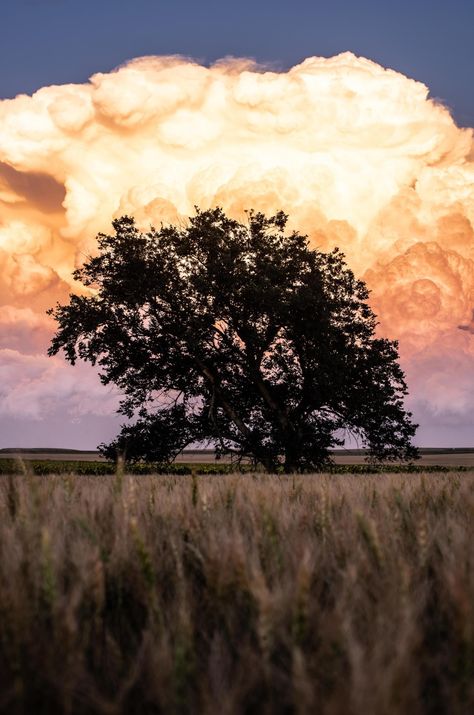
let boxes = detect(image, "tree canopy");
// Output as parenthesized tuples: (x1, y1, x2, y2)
(48, 208, 418, 472)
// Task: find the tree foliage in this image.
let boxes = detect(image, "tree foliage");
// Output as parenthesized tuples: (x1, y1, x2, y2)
(48, 208, 418, 471)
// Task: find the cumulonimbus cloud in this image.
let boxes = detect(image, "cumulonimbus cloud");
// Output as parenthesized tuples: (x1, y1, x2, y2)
(0, 52, 473, 436)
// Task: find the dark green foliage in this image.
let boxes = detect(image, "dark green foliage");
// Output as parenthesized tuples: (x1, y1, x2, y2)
(2, 460, 468, 477)
(0, 459, 230, 476)
(49, 208, 417, 471)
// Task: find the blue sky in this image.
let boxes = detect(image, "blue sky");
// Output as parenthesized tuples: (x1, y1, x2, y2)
(2, 0, 474, 126)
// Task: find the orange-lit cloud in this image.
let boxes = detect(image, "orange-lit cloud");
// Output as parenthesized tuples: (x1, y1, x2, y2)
(0, 53, 473, 439)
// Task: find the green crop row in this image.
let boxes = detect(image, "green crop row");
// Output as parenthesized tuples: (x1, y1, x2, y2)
(0, 458, 473, 476)
(0, 459, 247, 476)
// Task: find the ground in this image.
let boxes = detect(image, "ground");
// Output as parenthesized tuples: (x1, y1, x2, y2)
(0, 471, 473, 714)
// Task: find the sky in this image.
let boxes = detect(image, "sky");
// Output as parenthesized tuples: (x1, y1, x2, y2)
(0, 0, 473, 448)
(3, 0, 474, 126)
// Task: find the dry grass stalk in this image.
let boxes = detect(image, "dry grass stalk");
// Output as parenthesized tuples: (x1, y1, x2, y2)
(0, 471, 472, 714)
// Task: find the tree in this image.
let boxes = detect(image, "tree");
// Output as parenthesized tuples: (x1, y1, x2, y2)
(48, 208, 418, 472)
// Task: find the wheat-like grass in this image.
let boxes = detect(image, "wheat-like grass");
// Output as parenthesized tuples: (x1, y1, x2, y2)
(0, 472, 473, 713)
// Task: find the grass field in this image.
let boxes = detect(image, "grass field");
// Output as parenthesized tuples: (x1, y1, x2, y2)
(3, 448, 474, 467)
(1, 471, 474, 714)
(1, 457, 474, 476)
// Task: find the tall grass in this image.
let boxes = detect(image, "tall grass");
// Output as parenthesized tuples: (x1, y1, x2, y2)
(0, 472, 473, 714)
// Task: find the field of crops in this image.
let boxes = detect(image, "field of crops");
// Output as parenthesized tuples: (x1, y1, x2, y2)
(0, 459, 227, 476)
(1, 457, 474, 476)
(0, 470, 473, 714)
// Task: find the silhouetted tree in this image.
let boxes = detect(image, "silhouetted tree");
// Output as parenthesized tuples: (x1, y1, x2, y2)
(48, 208, 418, 471)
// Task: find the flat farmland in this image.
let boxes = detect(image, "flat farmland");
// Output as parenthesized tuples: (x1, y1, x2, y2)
(0, 470, 473, 714)
(1, 448, 474, 467)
